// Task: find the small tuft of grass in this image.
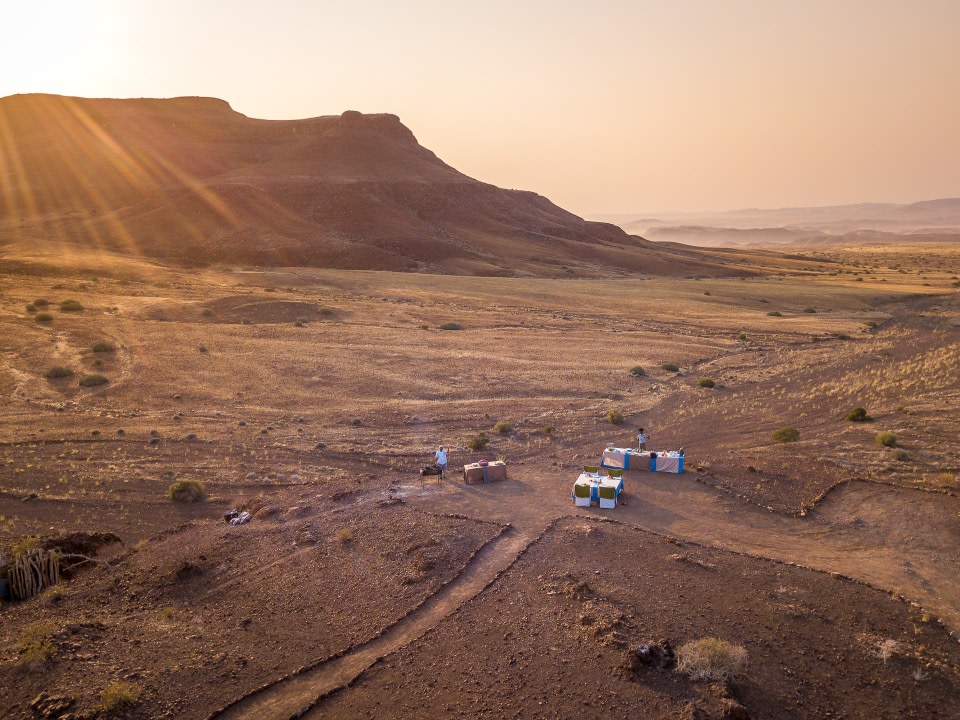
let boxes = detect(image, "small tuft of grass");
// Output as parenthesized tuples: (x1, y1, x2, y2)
(675, 638, 748, 683)
(78, 373, 108, 387)
(439, 322, 462, 330)
(772, 426, 800, 443)
(891, 449, 910, 462)
(168, 478, 206, 503)
(159, 606, 176, 620)
(629, 365, 646, 377)
(738, 333, 747, 341)
(467, 432, 490, 451)
(59, 299, 84, 312)
(335, 527, 354, 544)
(540, 424, 556, 436)
(661, 363, 679, 372)
(15, 621, 59, 669)
(607, 408, 625, 425)
(46, 366, 74, 379)
(35, 312, 53, 323)
(494, 420, 513, 434)
(845, 407, 872, 422)
(876, 431, 897, 448)
(98, 682, 142, 713)
(25, 304, 36, 312)
(697, 377, 715, 388)
(92, 340, 115, 353)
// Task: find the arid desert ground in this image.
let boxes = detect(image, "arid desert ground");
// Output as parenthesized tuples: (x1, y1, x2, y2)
(1, 242, 959, 719)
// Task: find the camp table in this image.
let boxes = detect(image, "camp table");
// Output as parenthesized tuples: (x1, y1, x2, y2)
(571, 472, 623, 507)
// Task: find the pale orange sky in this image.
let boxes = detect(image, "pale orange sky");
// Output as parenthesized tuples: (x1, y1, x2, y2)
(2, 1, 958, 215)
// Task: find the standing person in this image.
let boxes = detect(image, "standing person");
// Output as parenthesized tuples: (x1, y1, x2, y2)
(637, 428, 649, 452)
(434, 445, 448, 479)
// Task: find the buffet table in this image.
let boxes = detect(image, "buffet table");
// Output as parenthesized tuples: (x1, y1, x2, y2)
(463, 460, 508, 484)
(572, 471, 624, 508)
(600, 447, 684, 473)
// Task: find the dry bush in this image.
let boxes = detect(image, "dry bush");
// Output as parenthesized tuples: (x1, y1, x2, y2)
(35, 312, 53, 323)
(494, 420, 513, 434)
(845, 407, 871, 422)
(772, 426, 800, 443)
(15, 621, 59, 669)
(629, 365, 646, 376)
(45, 366, 73, 379)
(78, 373, 108, 387)
(167, 478, 206, 503)
(675, 637, 748, 682)
(99, 682, 142, 713)
(92, 340, 115, 353)
(876, 431, 897, 448)
(661, 363, 679, 372)
(439, 322, 462, 330)
(697, 377, 715, 388)
(607, 408, 625, 425)
(59, 299, 83, 312)
(468, 432, 490, 451)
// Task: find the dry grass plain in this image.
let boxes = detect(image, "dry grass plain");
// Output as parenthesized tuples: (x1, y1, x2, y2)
(1, 243, 959, 719)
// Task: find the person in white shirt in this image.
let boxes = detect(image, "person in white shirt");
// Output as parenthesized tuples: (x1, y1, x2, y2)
(637, 428, 649, 451)
(434, 445, 448, 479)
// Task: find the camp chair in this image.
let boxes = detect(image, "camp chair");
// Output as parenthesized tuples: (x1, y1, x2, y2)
(583, 465, 600, 474)
(598, 484, 618, 509)
(573, 482, 592, 507)
(606, 469, 623, 478)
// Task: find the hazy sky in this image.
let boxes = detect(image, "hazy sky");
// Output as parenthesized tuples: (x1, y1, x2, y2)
(2, 1, 959, 215)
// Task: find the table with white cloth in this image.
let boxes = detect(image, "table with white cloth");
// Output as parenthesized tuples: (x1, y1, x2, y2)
(571, 471, 624, 507)
(600, 447, 651, 471)
(600, 447, 683, 473)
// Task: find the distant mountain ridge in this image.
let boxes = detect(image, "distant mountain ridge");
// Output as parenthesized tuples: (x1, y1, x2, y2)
(0, 93, 750, 277)
(602, 198, 960, 248)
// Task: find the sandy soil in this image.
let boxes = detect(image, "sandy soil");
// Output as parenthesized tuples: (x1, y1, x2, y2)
(0, 246, 958, 718)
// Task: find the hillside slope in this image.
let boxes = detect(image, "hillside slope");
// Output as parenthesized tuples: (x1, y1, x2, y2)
(1, 94, 749, 277)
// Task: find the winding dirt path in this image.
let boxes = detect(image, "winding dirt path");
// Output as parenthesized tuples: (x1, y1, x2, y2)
(210, 524, 543, 720)
(211, 468, 959, 720)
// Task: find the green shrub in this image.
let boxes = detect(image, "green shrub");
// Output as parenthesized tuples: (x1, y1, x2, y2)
(494, 420, 513, 434)
(167, 478, 206, 503)
(98, 682, 142, 713)
(607, 408, 625, 425)
(738, 333, 747, 341)
(59, 300, 84, 312)
(772, 426, 800, 443)
(439, 322, 462, 330)
(629, 365, 646, 377)
(25, 304, 36, 312)
(33, 298, 50, 307)
(35, 312, 53, 323)
(767, 310, 782, 317)
(876, 431, 897, 448)
(661, 363, 679, 372)
(92, 340, 115, 353)
(675, 638, 748, 683)
(697, 377, 715, 388)
(467, 432, 489, 451)
(78, 374, 108, 387)
(46, 366, 74, 379)
(318, 306, 334, 316)
(845, 407, 871, 422)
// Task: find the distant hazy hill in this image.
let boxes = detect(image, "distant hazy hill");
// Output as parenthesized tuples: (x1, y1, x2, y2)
(0, 93, 750, 277)
(606, 199, 960, 248)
